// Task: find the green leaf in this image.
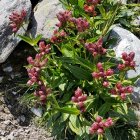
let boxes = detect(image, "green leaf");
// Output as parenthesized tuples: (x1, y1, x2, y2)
(33, 34, 43, 45)
(98, 103, 112, 117)
(69, 0, 78, 5)
(105, 129, 114, 140)
(18, 34, 42, 46)
(64, 65, 92, 80)
(69, 115, 82, 135)
(76, 57, 95, 70)
(55, 107, 80, 115)
(78, 0, 84, 8)
(97, 5, 106, 18)
(18, 35, 34, 46)
(61, 48, 75, 58)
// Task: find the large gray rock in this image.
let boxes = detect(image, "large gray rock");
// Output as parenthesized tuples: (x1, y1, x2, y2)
(0, 0, 31, 63)
(30, 0, 63, 38)
(109, 26, 140, 103)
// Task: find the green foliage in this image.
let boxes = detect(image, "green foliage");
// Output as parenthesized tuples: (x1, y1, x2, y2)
(19, 0, 139, 139)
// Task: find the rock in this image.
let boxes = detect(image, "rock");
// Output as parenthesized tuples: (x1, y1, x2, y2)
(109, 26, 140, 103)
(30, 0, 63, 38)
(0, 0, 31, 63)
(132, 16, 140, 26)
(31, 107, 42, 117)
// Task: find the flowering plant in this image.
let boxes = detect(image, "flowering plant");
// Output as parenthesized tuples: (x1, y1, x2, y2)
(17, 0, 139, 139)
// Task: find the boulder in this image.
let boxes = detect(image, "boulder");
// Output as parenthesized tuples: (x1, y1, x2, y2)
(30, 0, 63, 39)
(0, 0, 31, 63)
(109, 26, 140, 103)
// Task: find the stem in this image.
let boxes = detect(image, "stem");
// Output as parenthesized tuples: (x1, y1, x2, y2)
(98, 134, 103, 140)
(102, 3, 120, 37)
(51, 94, 60, 108)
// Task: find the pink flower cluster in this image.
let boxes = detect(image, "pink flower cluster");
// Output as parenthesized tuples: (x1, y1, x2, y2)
(85, 38, 106, 57)
(9, 9, 26, 32)
(71, 87, 87, 113)
(92, 62, 114, 87)
(118, 52, 136, 71)
(39, 41, 51, 55)
(84, 4, 96, 16)
(110, 82, 133, 100)
(89, 116, 113, 135)
(84, 0, 100, 16)
(72, 17, 89, 32)
(56, 10, 90, 32)
(34, 84, 51, 104)
(86, 0, 100, 5)
(50, 30, 67, 43)
(27, 41, 51, 104)
(56, 10, 72, 27)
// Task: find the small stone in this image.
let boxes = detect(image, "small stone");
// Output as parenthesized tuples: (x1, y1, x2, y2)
(19, 115, 26, 122)
(0, 76, 4, 83)
(3, 120, 11, 125)
(31, 107, 42, 117)
(6, 132, 15, 140)
(12, 92, 17, 95)
(3, 66, 13, 73)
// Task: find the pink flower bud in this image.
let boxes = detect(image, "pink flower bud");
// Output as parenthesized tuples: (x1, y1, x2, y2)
(92, 72, 99, 78)
(78, 95, 87, 102)
(103, 81, 109, 87)
(129, 52, 135, 60)
(116, 82, 122, 89)
(91, 122, 99, 130)
(40, 95, 46, 101)
(97, 128, 104, 134)
(127, 86, 133, 93)
(96, 116, 102, 123)
(71, 96, 78, 102)
(106, 69, 114, 76)
(89, 127, 95, 134)
(75, 87, 82, 97)
(118, 64, 125, 70)
(98, 121, 104, 127)
(122, 52, 128, 61)
(97, 62, 103, 70)
(120, 93, 126, 100)
(77, 102, 84, 108)
(130, 61, 135, 68)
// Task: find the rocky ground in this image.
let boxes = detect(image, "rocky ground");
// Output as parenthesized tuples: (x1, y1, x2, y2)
(0, 44, 53, 140)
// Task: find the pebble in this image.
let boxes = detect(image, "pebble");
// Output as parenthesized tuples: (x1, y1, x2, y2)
(31, 107, 42, 117)
(3, 66, 13, 73)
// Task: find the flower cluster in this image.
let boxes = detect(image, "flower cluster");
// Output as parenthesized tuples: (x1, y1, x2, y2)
(72, 17, 89, 32)
(118, 52, 136, 71)
(71, 87, 87, 112)
(34, 84, 51, 104)
(89, 116, 113, 135)
(84, 4, 96, 16)
(27, 41, 51, 104)
(50, 30, 67, 43)
(86, 0, 100, 5)
(39, 41, 51, 55)
(92, 62, 114, 87)
(56, 10, 90, 32)
(85, 38, 106, 57)
(110, 82, 133, 100)
(56, 10, 72, 27)
(9, 9, 26, 32)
